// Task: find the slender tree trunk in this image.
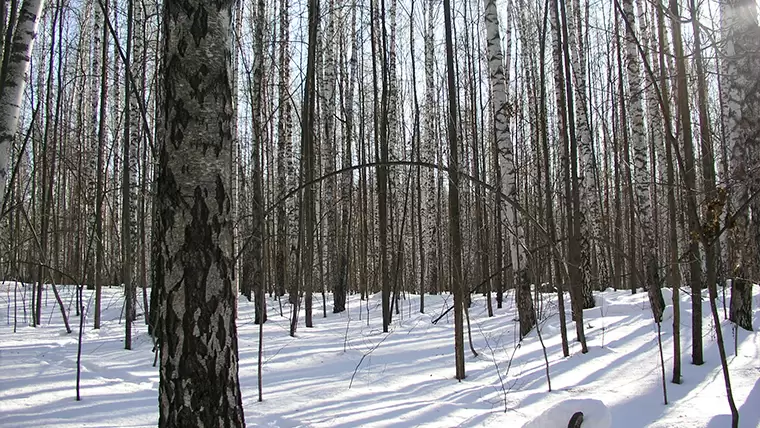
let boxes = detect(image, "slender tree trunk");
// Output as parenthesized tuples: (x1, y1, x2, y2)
(321, 0, 340, 313)
(442, 0, 465, 380)
(667, 0, 705, 363)
(538, 0, 568, 356)
(93, 0, 108, 329)
(654, 2, 681, 384)
(567, 0, 600, 308)
(249, 0, 267, 325)
(409, 0, 424, 314)
(623, 0, 663, 321)
(555, 0, 587, 352)
(123, 0, 134, 349)
(35, 3, 62, 328)
(275, 0, 290, 302)
(422, 0, 437, 305)
(514, 0, 537, 338)
(301, 0, 320, 329)
(371, 0, 391, 333)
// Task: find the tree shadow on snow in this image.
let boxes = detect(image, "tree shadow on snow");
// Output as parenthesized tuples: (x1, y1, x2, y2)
(706, 377, 760, 428)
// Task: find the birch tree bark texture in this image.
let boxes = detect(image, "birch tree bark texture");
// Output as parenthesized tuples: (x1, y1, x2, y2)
(723, 0, 759, 332)
(0, 0, 44, 212)
(156, 0, 246, 425)
(623, 0, 664, 320)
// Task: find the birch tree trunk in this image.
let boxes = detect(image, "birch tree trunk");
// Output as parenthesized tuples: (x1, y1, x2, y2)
(483, 0, 503, 309)
(337, 0, 357, 313)
(566, 0, 598, 308)
(422, 0, 437, 305)
(156, 0, 245, 423)
(321, 0, 340, 313)
(485, 0, 533, 336)
(723, 0, 759, 332)
(0, 0, 43, 211)
(622, 0, 663, 321)
(553, 0, 586, 352)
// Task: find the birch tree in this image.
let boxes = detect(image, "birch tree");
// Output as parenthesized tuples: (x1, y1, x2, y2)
(566, 0, 599, 307)
(723, 0, 759, 332)
(156, 0, 245, 423)
(321, 0, 340, 313)
(422, 0, 437, 307)
(552, 0, 587, 352)
(485, 0, 534, 336)
(621, 0, 663, 321)
(0, 0, 44, 212)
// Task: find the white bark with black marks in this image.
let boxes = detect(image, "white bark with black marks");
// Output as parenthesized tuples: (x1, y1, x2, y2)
(622, 0, 662, 321)
(422, 0, 437, 296)
(567, 0, 599, 308)
(0, 0, 44, 216)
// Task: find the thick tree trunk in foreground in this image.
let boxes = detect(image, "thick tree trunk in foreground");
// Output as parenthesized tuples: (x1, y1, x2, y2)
(0, 0, 44, 211)
(156, 0, 245, 424)
(724, 0, 758, 332)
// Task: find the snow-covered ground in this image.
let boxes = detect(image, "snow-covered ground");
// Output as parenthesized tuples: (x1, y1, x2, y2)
(0, 282, 758, 427)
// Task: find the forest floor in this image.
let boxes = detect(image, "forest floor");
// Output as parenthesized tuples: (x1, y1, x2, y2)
(0, 281, 758, 427)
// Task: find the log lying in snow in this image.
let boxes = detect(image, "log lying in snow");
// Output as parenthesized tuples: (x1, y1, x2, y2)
(521, 398, 611, 428)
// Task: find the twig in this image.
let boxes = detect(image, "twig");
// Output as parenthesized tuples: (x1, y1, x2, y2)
(348, 331, 392, 389)
(432, 266, 510, 324)
(465, 305, 478, 357)
(532, 301, 552, 392)
(477, 322, 515, 413)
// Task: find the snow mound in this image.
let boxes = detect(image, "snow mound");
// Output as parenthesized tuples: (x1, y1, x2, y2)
(521, 398, 611, 428)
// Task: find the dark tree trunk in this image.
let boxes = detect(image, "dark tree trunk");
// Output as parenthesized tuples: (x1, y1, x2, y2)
(156, 0, 245, 424)
(443, 0, 465, 380)
(93, 0, 109, 329)
(654, 2, 681, 383)
(300, 0, 319, 329)
(123, 0, 134, 349)
(668, 0, 704, 364)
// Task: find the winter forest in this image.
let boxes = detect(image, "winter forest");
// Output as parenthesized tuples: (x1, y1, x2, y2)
(0, 0, 758, 424)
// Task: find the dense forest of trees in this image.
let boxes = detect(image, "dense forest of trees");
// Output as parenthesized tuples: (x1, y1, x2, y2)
(0, 0, 757, 423)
